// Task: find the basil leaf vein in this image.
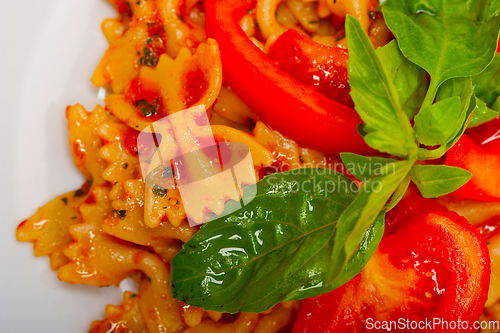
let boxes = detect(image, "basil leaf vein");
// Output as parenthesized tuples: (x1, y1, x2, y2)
(346, 16, 417, 158)
(410, 164, 472, 198)
(383, 0, 500, 110)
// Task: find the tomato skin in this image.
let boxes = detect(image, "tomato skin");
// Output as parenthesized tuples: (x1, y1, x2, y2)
(445, 135, 500, 202)
(293, 204, 490, 333)
(205, 0, 373, 155)
(384, 187, 445, 236)
(465, 117, 500, 155)
(268, 30, 353, 108)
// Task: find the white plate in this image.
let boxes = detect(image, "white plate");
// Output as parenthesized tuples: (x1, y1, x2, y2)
(0, 1, 137, 331)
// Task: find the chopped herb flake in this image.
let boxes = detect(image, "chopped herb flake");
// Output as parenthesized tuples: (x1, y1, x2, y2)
(61, 197, 68, 205)
(135, 98, 160, 117)
(176, 12, 185, 23)
(162, 166, 174, 178)
(74, 189, 85, 197)
(113, 210, 127, 220)
(254, 21, 261, 33)
(123, 163, 129, 169)
(152, 184, 168, 197)
(125, 1, 132, 15)
(139, 47, 158, 67)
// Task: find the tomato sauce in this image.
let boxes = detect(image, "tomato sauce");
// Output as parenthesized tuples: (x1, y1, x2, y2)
(184, 67, 208, 108)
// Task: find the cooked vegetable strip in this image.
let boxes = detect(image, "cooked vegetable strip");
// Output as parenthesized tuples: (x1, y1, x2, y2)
(205, 0, 372, 155)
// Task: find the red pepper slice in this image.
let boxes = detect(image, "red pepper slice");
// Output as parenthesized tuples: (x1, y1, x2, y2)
(268, 29, 354, 108)
(205, 0, 372, 155)
(293, 197, 490, 333)
(445, 135, 500, 202)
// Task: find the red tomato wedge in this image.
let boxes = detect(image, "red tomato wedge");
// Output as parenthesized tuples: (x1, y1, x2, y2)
(465, 116, 500, 155)
(293, 196, 490, 333)
(268, 29, 354, 108)
(446, 135, 500, 202)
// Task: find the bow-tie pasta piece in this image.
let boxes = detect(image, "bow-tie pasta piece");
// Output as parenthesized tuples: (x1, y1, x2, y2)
(102, 178, 196, 246)
(68, 104, 116, 186)
(137, 274, 186, 333)
(16, 190, 87, 270)
(89, 291, 147, 333)
(93, 0, 205, 94)
(98, 122, 140, 191)
(16, 104, 113, 270)
(105, 40, 222, 131)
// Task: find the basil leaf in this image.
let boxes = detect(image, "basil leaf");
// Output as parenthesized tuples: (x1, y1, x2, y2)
(170, 168, 383, 313)
(384, 175, 411, 212)
(383, 0, 500, 109)
(345, 16, 417, 157)
(330, 158, 416, 281)
(418, 78, 475, 160)
(410, 165, 472, 198)
(473, 55, 500, 106)
(469, 55, 500, 127)
(435, 77, 475, 143)
(469, 98, 500, 128)
(340, 153, 397, 181)
(414, 97, 461, 146)
(376, 40, 429, 119)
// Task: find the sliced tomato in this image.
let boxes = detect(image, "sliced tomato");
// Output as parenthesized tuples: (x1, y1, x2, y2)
(445, 135, 500, 202)
(293, 197, 490, 333)
(465, 116, 500, 155)
(268, 29, 353, 108)
(384, 187, 445, 236)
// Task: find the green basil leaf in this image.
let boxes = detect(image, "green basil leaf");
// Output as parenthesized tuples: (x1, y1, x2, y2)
(170, 168, 383, 313)
(414, 97, 461, 146)
(418, 78, 475, 160)
(469, 98, 500, 128)
(410, 165, 472, 198)
(435, 77, 475, 143)
(487, 0, 500, 20)
(340, 153, 397, 181)
(383, 0, 500, 109)
(468, 55, 500, 127)
(345, 15, 417, 157)
(375, 40, 429, 119)
(437, 77, 474, 110)
(384, 175, 411, 211)
(473, 55, 500, 106)
(330, 158, 416, 281)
